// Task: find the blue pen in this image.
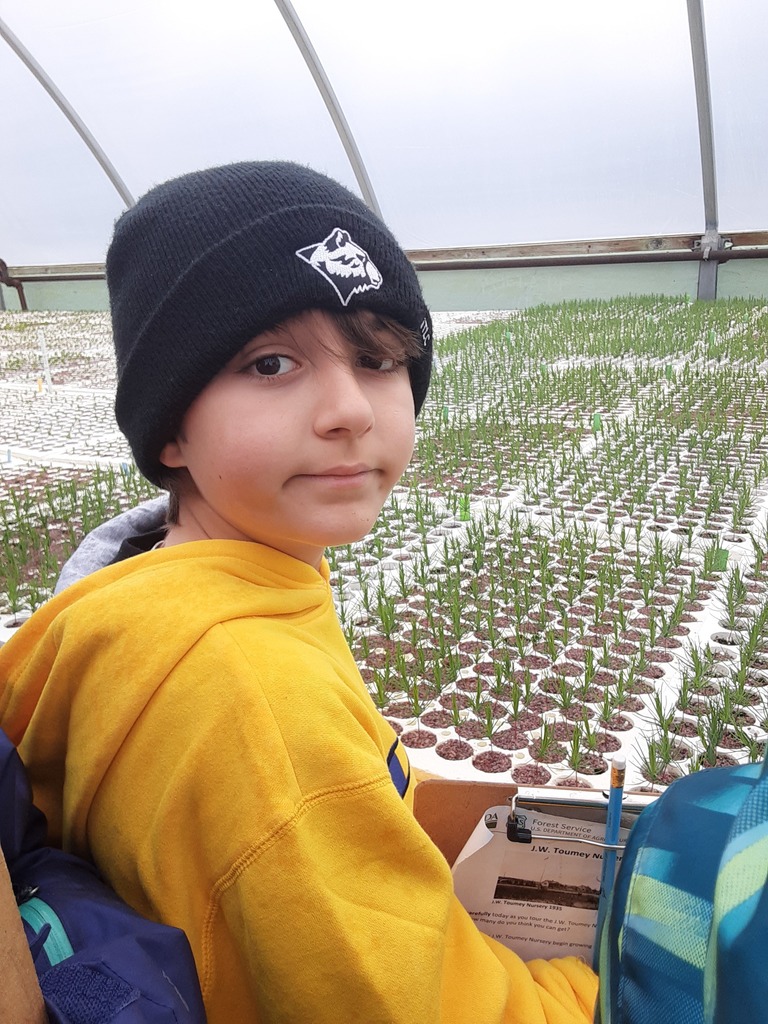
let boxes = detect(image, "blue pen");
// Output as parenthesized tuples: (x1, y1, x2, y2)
(593, 753, 625, 970)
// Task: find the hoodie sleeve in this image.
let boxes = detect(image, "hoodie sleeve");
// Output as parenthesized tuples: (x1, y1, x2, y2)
(78, 620, 597, 1024)
(206, 781, 599, 1024)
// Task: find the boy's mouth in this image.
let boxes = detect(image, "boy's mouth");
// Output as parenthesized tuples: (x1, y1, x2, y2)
(313, 464, 372, 476)
(295, 464, 375, 487)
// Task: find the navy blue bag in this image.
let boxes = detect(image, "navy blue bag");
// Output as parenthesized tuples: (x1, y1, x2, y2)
(1, 729, 207, 1024)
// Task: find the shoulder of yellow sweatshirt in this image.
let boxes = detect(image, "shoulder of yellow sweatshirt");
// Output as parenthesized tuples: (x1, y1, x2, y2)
(0, 539, 596, 1024)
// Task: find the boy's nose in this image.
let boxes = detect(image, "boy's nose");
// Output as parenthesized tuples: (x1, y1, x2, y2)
(313, 363, 375, 437)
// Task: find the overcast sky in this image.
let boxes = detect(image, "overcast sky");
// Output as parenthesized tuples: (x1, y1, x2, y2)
(2, 0, 766, 264)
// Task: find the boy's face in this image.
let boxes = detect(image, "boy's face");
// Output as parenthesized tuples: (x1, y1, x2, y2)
(159, 309, 416, 567)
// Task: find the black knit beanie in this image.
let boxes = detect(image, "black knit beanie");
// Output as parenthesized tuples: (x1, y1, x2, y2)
(108, 161, 433, 485)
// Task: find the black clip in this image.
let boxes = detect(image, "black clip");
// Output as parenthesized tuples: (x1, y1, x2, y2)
(506, 794, 532, 843)
(14, 884, 39, 907)
(507, 812, 532, 844)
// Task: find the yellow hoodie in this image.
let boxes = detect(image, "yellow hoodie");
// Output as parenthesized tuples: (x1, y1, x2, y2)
(0, 540, 596, 1024)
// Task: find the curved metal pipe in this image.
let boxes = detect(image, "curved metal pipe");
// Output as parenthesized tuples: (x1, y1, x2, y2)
(0, 16, 134, 209)
(272, 0, 382, 218)
(687, 0, 719, 233)
(687, 0, 719, 298)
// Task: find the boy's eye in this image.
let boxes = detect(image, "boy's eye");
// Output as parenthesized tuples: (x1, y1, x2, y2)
(251, 354, 296, 376)
(358, 355, 398, 372)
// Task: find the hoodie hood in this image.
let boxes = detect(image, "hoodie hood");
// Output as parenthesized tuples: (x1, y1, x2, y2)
(55, 496, 169, 595)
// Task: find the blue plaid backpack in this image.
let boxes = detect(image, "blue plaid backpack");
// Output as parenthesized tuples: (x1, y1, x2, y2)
(1, 729, 206, 1024)
(597, 752, 768, 1023)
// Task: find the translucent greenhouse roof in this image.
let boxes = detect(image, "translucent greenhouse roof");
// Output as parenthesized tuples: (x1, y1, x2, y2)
(2, 0, 766, 266)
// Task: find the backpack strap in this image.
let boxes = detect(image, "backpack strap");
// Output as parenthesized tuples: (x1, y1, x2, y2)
(1, 728, 207, 1023)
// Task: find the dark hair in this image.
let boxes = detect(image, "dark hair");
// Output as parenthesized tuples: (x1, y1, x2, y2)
(157, 309, 423, 525)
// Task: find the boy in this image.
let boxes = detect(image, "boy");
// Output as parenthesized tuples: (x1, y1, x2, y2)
(0, 162, 597, 1023)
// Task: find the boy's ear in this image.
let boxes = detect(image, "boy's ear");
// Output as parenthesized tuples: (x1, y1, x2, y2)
(159, 438, 187, 469)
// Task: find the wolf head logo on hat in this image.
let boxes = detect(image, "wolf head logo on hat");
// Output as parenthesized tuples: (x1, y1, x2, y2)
(296, 228, 383, 306)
